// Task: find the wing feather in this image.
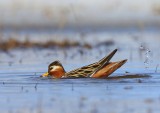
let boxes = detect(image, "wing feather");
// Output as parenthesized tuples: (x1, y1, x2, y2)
(64, 49, 117, 78)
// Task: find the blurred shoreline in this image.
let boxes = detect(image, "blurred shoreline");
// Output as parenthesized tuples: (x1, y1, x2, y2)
(0, 0, 160, 29)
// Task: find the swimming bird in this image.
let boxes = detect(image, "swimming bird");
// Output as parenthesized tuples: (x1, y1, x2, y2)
(41, 49, 127, 78)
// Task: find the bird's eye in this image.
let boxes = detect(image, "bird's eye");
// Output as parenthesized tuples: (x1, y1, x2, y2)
(50, 67, 53, 70)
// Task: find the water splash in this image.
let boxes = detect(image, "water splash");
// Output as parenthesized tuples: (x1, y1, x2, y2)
(144, 48, 151, 69)
(139, 44, 145, 50)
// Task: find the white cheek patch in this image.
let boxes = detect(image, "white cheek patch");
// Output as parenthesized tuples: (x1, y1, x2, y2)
(50, 66, 60, 71)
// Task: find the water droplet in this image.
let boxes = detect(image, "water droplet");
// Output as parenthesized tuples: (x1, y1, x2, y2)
(139, 44, 144, 50)
(144, 48, 151, 69)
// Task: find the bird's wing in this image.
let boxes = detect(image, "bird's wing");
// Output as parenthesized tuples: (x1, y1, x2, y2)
(64, 49, 117, 78)
(64, 62, 100, 78)
(90, 49, 117, 77)
(98, 49, 117, 65)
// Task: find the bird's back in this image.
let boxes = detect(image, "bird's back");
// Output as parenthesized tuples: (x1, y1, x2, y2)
(63, 49, 117, 78)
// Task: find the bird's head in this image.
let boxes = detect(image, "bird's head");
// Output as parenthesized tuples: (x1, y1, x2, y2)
(41, 61, 65, 78)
